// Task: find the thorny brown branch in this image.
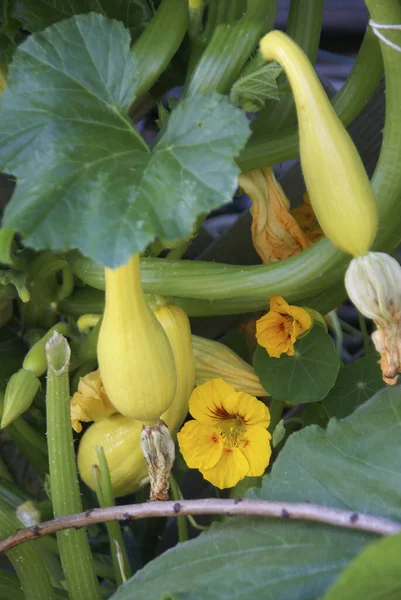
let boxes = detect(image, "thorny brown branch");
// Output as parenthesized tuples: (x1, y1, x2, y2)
(0, 498, 400, 553)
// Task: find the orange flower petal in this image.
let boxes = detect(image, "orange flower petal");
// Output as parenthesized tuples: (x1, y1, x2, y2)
(240, 427, 272, 476)
(255, 311, 293, 358)
(177, 420, 223, 470)
(188, 378, 236, 424)
(200, 446, 249, 489)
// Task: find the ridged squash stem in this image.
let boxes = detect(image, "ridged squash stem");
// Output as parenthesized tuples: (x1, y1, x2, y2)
(259, 30, 378, 257)
(0, 502, 55, 600)
(98, 253, 176, 422)
(131, 0, 189, 100)
(186, 0, 274, 96)
(254, 0, 325, 135)
(46, 332, 101, 600)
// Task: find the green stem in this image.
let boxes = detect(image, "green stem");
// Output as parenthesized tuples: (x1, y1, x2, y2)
(0, 504, 56, 599)
(93, 446, 131, 586)
(268, 398, 285, 435)
(253, 0, 325, 134)
(240, 23, 384, 170)
(46, 333, 101, 600)
(327, 310, 344, 357)
(186, 0, 275, 96)
(357, 310, 371, 354)
(132, 0, 189, 100)
(169, 475, 189, 543)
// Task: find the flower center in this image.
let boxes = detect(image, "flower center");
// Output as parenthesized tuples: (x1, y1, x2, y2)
(218, 414, 247, 447)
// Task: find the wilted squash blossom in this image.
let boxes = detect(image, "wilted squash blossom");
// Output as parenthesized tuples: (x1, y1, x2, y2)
(97, 253, 177, 423)
(345, 252, 401, 385)
(192, 334, 268, 397)
(239, 167, 311, 263)
(290, 193, 324, 244)
(259, 31, 378, 257)
(70, 369, 116, 433)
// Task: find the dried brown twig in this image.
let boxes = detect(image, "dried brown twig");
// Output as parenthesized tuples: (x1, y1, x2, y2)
(1, 498, 400, 553)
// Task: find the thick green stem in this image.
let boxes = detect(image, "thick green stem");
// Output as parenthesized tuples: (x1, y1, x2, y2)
(46, 333, 101, 600)
(131, 0, 189, 100)
(240, 24, 384, 170)
(0, 504, 55, 600)
(253, 0, 325, 134)
(186, 0, 276, 96)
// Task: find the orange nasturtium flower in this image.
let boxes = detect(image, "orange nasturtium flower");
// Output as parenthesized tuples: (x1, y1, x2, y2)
(256, 296, 312, 358)
(70, 369, 116, 433)
(177, 379, 271, 489)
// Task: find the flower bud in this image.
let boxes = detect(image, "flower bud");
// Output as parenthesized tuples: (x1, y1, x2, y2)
(23, 322, 69, 377)
(1, 369, 40, 428)
(98, 253, 177, 423)
(192, 335, 268, 396)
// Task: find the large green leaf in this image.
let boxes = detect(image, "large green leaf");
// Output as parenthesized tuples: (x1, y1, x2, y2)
(111, 519, 373, 600)
(253, 325, 340, 403)
(323, 532, 401, 600)
(0, 14, 250, 268)
(111, 386, 401, 600)
(249, 386, 401, 521)
(322, 353, 384, 419)
(10, 0, 153, 39)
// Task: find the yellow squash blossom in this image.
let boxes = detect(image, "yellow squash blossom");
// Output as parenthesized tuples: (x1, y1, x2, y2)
(71, 369, 116, 433)
(177, 379, 271, 489)
(256, 296, 312, 358)
(239, 167, 311, 263)
(290, 193, 324, 244)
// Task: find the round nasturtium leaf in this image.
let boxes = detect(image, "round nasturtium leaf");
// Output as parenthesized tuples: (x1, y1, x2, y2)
(253, 324, 340, 404)
(322, 352, 384, 419)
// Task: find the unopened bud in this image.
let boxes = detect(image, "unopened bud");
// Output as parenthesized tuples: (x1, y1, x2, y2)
(140, 420, 175, 501)
(192, 335, 268, 397)
(1, 369, 40, 428)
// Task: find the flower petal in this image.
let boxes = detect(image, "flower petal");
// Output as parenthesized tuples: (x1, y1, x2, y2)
(222, 392, 271, 428)
(188, 378, 236, 424)
(269, 295, 291, 315)
(240, 427, 272, 476)
(255, 311, 293, 358)
(177, 420, 223, 470)
(289, 305, 312, 337)
(201, 446, 249, 489)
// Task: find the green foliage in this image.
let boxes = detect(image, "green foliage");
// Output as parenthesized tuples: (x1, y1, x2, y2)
(253, 325, 340, 403)
(322, 353, 384, 419)
(9, 0, 154, 38)
(230, 62, 282, 112)
(323, 532, 401, 600)
(112, 384, 401, 599)
(0, 13, 250, 268)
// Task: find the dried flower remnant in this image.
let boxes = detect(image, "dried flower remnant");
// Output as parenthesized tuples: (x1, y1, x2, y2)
(290, 193, 324, 244)
(345, 252, 401, 385)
